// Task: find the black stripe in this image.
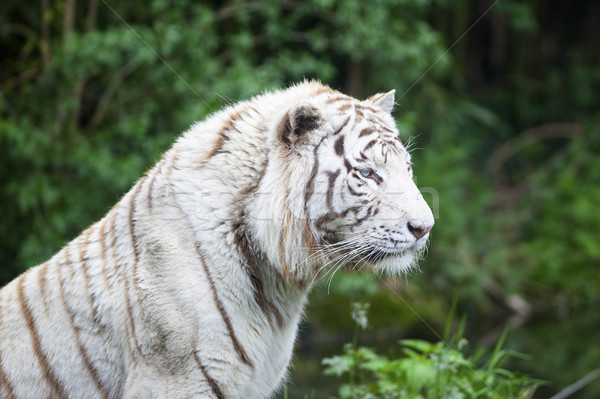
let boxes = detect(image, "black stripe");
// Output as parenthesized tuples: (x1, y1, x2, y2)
(195, 244, 254, 368)
(127, 181, 146, 356)
(18, 273, 68, 398)
(163, 149, 179, 178)
(0, 357, 16, 399)
(355, 108, 364, 120)
(315, 206, 360, 232)
(278, 220, 293, 285)
(304, 119, 348, 208)
(353, 205, 374, 227)
(193, 352, 225, 399)
(110, 205, 143, 355)
(371, 171, 383, 185)
(343, 158, 352, 172)
(129, 180, 144, 265)
(355, 103, 377, 113)
(334, 135, 344, 156)
(0, 298, 16, 398)
(363, 139, 378, 152)
(325, 169, 341, 209)
(123, 277, 143, 355)
(359, 127, 375, 137)
(79, 228, 98, 322)
(331, 116, 350, 136)
(338, 103, 352, 112)
(205, 105, 251, 161)
(325, 95, 351, 104)
(98, 217, 111, 289)
(146, 161, 163, 210)
(37, 262, 50, 315)
(304, 139, 323, 207)
(58, 257, 109, 398)
(233, 212, 284, 328)
(347, 181, 365, 197)
(166, 159, 254, 369)
(313, 86, 334, 97)
(233, 149, 285, 324)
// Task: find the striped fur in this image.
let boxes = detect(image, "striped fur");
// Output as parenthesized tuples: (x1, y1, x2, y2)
(0, 81, 433, 398)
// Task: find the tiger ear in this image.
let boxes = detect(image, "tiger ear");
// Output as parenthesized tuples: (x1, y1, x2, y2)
(280, 104, 321, 147)
(368, 90, 395, 114)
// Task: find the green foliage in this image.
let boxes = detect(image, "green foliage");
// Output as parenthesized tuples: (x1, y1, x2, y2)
(2, 1, 600, 397)
(0, 0, 448, 279)
(519, 123, 600, 302)
(322, 304, 541, 399)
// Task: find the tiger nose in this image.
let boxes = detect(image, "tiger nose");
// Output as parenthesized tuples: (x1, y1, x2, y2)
(407, 223, 432, 240)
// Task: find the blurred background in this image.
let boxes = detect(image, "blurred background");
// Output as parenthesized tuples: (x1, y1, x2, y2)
(1, 0, 599, 397)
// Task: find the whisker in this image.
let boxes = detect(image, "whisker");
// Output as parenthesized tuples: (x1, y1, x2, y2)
(312, 246, 358, 285)
(323, 245, 373, 292)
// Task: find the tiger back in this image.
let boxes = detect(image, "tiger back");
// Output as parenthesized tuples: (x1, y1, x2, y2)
(0, 81, 434, 398)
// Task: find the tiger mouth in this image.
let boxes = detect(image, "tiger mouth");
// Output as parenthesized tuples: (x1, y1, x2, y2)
(362, 249, 408, 262)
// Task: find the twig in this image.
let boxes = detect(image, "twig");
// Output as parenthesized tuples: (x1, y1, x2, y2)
(41, 0, 51, 67)
(488, 122, 582, 174)
(549, 367, 600, 399)
(0, 23, 39, 41)
(0, 67, 42, 93)
(86, 60, 138, 129)
(63, 0, 75, 42)
(87, 0, 99, 31)
(70, 0, 100, 127)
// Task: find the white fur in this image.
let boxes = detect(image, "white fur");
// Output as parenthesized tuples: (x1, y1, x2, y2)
(0, 81, 433, 398)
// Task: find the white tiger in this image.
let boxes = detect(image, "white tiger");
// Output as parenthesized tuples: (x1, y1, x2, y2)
(0, 81, 434, 398)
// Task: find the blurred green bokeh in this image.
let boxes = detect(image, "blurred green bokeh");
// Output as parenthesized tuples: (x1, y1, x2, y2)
(1, 1, 599, 397)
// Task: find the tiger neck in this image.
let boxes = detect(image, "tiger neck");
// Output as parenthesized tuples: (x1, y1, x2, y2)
(162, 143, 312, 329)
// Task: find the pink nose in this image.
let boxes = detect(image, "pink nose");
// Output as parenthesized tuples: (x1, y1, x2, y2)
(407, 223, 432, 240)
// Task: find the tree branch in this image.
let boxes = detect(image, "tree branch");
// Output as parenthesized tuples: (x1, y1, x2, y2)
(87, 0, 99, 31)
(86, 60, 139, 130)
(70, 0, 100, 127)
(0, 67, 42, 94)
(63, 0, 75, 42)
(41, 0, 51, 67)
(488, 122, 582, 174)
(550, 367, 600, 399)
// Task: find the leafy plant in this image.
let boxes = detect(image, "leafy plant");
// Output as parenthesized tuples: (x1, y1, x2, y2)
(323, 303, 541, 398)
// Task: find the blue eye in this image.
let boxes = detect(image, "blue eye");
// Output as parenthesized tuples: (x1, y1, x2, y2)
(360, 168, 373, 177)
(357, 167, 383, 184)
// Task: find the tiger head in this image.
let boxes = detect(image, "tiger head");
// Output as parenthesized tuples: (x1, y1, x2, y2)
(250, 84, 434, 283)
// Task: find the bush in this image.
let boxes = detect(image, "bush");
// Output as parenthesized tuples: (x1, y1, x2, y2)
(322, 303, 541, 399)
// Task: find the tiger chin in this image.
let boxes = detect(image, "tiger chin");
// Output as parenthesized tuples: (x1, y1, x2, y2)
(0, 81, 433, 398)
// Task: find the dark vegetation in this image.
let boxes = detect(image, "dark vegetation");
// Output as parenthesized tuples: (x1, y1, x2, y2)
(1, 1, 599, 397)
